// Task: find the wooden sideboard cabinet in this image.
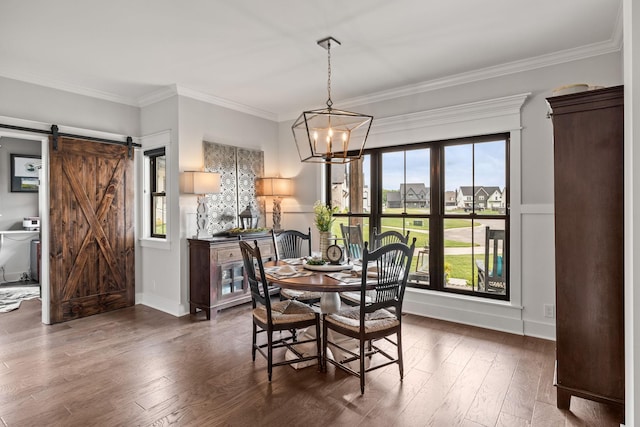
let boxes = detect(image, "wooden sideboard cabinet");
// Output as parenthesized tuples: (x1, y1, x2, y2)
(188, 236, 276, 320)
(547, 85, 624, 418)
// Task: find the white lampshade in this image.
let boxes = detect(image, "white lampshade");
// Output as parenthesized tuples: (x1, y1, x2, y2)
(256, 177, 293, 197)
(182, 171, 220, 195)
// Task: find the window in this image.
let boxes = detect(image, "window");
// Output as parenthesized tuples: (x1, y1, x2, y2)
(145, 147, 166, 238)
(326, 133, 509, 300)
(328, 155, 372, 249)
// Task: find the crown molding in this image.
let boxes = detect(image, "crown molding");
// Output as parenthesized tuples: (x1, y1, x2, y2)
(0, 70, 140, 107)
(137, 85, 178, 107)
(337, 41, 621, 113)
(137, 84, 278, 121)
(370, 93, 530, 136)
(173, 85, 278, 121)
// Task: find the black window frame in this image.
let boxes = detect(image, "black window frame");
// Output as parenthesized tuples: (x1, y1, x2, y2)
(326, 133, 510, 301)
(145, 147, 166, 239)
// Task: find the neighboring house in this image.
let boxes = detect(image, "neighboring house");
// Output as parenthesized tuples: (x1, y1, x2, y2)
(457, 186, 503, 210)
(444, 190, 457, 211)
(486, 187, 505, 210)
(399, 183, 429, 208)
(331, 182, 347, 212)
(332, 180, 370, 213)
(457, 186, 475, 209)
(386, 190, 401, 208)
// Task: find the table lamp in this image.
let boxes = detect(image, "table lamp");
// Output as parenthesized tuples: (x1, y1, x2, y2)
(256, 177, 293, 232)
(183, 171, 221, 238)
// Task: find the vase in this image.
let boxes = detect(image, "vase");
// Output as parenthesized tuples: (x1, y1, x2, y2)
(318, 231, 331, 261)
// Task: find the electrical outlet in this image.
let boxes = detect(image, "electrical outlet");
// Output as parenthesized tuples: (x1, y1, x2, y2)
(544, 304, 555, 318)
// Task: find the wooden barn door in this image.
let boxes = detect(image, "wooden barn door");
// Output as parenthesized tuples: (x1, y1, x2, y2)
(49, 136, 134, 323)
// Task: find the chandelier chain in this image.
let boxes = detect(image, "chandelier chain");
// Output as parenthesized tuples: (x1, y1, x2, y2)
(326, 39, 333, 108)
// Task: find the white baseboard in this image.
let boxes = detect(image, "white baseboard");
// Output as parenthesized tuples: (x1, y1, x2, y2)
(523, 319, 556, 340)
(404, 288, 525, 335)
(136, 292, 189, 317)
(404, 288, 557, 341)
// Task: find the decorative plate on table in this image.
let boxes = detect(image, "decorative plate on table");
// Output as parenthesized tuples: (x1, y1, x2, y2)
(303, 263, 353, 272)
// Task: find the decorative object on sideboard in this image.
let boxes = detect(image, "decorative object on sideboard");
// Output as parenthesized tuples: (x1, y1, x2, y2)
(291, 36, 373, 164)
(182, 171, 221, 239)
(239, 205, 260, 230)
(255, 177, 293, 232)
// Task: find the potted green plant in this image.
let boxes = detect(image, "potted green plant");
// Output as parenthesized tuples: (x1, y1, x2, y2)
(313, 201, 337, 260)
(444, 261, 452, 284)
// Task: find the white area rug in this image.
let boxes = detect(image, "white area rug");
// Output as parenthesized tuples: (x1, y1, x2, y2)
(0, 286, 40, 313)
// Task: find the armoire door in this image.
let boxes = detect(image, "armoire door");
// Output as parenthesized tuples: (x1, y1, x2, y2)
(49, 136, 134, 323)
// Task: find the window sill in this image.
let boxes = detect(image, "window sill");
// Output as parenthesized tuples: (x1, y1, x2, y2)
(139, 237, 171, 251)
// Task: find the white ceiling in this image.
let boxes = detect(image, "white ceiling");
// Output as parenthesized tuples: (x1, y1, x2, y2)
(0, 0, 622, 121)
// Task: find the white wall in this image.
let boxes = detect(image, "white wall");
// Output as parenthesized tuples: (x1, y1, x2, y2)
(176, 96, 279, 313)
(278, 51, 623, 340)
(133, 94, 282, 316)
(0, 77, 140, 136)
(137, 96, 181, 314)
(0, 137, 40, 229)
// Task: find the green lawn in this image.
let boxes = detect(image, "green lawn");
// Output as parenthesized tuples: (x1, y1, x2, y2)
(330, 216, 487, 286)
(331, 217, 478, 249)
(444, 254, 481, 284)
(378, 211, 480, 232)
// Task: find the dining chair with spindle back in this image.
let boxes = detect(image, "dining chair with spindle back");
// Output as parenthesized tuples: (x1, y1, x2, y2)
(239, 239, 322, 380)
(323, 238, 416, 394)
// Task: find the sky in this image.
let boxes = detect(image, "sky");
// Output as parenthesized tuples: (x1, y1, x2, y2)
(369, 139, 506, 191)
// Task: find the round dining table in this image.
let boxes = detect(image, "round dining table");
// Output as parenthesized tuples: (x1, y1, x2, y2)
(263, 260, 373, 313)
(263, 259, 375, 370)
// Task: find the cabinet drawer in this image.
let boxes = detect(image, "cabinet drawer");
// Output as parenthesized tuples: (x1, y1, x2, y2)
(217, 247, 242, 262)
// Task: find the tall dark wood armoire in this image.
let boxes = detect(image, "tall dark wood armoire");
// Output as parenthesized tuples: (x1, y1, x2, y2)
(547, 85, 624, 417)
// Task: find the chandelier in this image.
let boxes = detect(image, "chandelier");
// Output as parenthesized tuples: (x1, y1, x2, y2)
(292, 36, 373, 164)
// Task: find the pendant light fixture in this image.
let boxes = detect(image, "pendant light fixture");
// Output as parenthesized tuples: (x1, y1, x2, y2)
(292, 36, 373, 164)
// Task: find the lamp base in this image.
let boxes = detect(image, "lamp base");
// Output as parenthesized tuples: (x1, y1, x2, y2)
(272, 197, 282, 231)
(196, 196, 211, 239)
(196, 229, 212, 239)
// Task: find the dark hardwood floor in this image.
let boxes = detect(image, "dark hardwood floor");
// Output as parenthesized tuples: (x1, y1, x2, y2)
(0, 300, 622, 426)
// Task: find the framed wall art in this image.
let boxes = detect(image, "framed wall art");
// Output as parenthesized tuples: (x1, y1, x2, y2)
(10, 154, 41, 192)
(202, 141, 265, 233)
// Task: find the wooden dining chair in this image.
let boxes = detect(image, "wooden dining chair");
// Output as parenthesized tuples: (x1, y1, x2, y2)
(340, 223, 364, 260)
(372, 227, 410, 250)
(239, 240, 322, 380)
(340, 228, 410, 307)
(476, 226, 506, 293)
(273, 228, 321, 305)
(323, 238, 416, 394)
(273, 228, 312, 260)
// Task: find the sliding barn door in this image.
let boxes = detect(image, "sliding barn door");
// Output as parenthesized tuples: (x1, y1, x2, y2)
(49, 136, 134, 323)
